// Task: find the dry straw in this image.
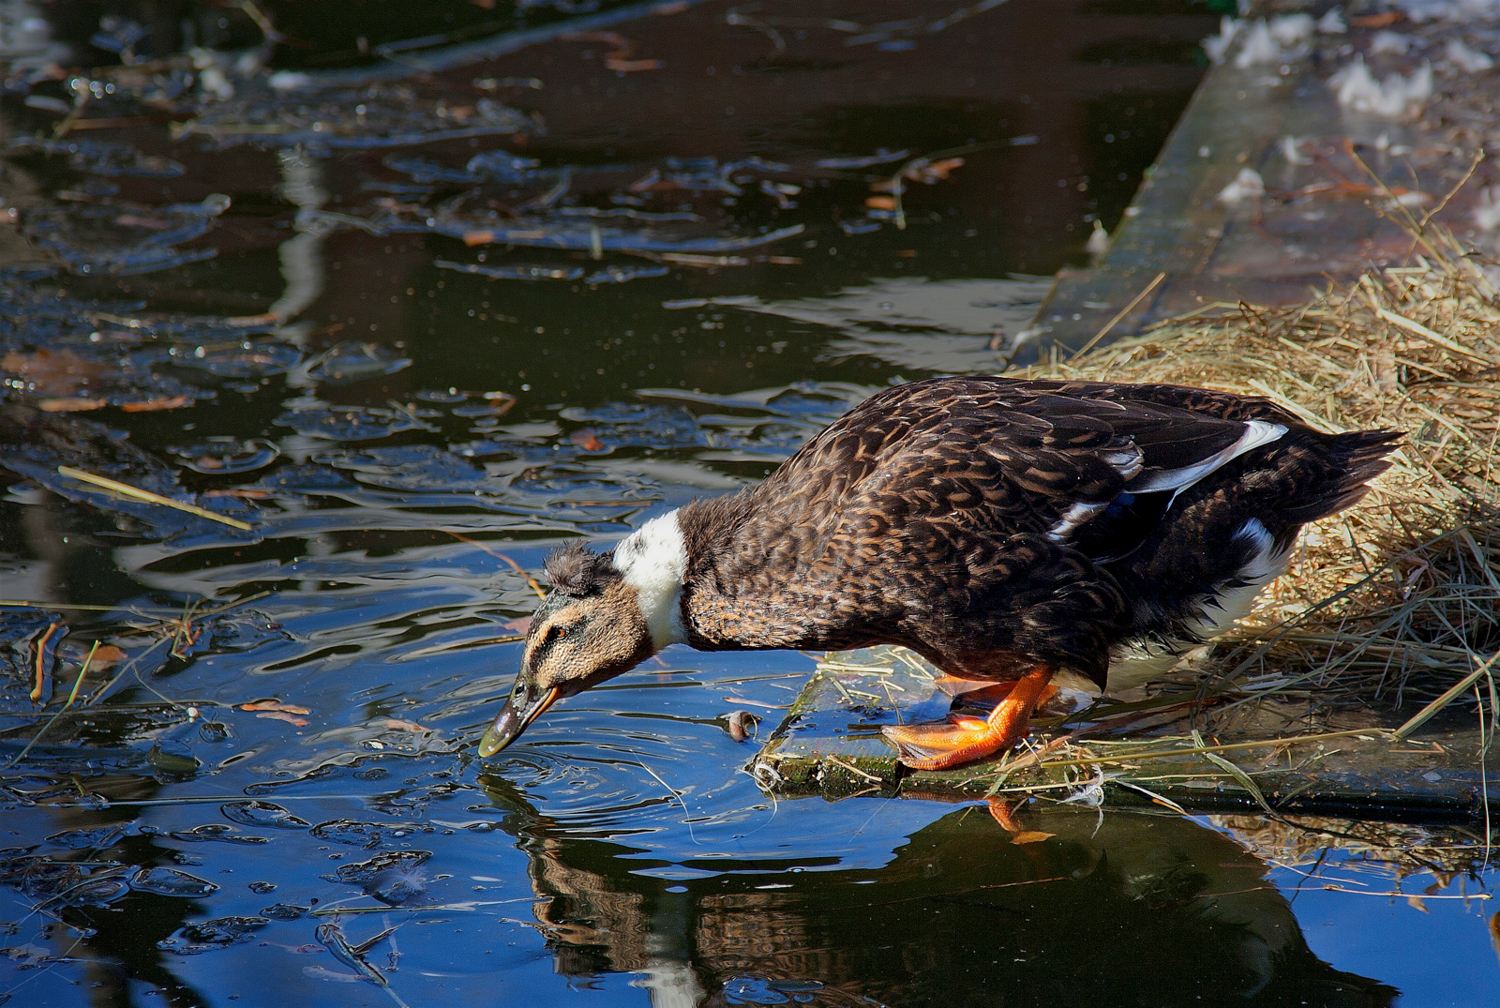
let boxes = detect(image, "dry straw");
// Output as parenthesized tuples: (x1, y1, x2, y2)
(1016, 221, 1500, 719)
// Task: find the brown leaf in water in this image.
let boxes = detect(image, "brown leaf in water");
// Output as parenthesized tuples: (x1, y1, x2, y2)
(382, 718, 433, 734)
(90, 645, 128, 667)
(255, 710, 310, 727)
(203, 489, 272, 498)
(39, 397, 107, 412)
(1010, 831, 1055, 845)
(120, 395, 191, 412)
(463, 230, 495, 246)
(865, 196, 897, 211)
(570, 429, 605, 452)
(606, 58, 662, 72)
(3, 348, 115, 396)
(241, 700, 312, 715)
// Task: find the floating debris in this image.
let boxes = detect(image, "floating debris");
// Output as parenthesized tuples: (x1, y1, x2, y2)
(275, 405, 430, 441)
(168, 824, 269, 845)
(8, 136, 185, 177)
(175, 84, 535, 150)
(130, 866, 219, 897)
(221, 800, 312, 830)
(583, 263, 669, 284)
(19, 192, 231, 276)
(173, 439, 281, 475)
(315, 921, 397, 987)
(304, 340, 413, 385)
(725, 710, 759, 742)
(160, 916, 269, 955)
(0, 406, 261, 537)
(435, 260, 584, 281)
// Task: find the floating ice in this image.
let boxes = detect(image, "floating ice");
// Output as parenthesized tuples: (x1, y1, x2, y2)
(1203, 16, 1240, 64)
(1445, 39, 1494, 72)
(1234, 21, 1282, 68)
(1474, 187, 1500, 231)
(1216, 168, 1265, 205)
(1330, 56, 1433, 118)
(1370, 31, 1413, 56)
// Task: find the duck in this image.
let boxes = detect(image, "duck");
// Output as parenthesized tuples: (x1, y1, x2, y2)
(477, 376, 1399, 771)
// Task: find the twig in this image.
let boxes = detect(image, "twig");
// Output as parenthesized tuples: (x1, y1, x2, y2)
(1393, 650, 1500, 740)
(825, 754, 882, 783)
(1320, 885, 1489, 899)
(1069, 271, 1167, 361)
(29, 622, 60, 702)
(9, 643, 97, 768)
(57, 466, 254, 531)
(1012, 728, 1391, 774)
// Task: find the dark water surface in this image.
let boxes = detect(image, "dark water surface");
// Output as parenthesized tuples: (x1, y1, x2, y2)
(1, 3, 1496, 1006)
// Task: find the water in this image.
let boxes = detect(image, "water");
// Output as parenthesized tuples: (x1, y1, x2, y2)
(2, 3, 1497, 1006)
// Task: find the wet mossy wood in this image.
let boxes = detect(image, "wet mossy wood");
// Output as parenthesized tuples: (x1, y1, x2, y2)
(753, 648, 1491, 824)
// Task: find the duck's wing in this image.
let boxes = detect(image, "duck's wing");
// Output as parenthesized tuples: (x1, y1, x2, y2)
(757, 377, 1287, 564)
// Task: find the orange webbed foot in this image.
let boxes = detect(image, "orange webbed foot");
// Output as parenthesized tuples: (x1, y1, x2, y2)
(882, 665, 1055, 771)
(882, 713, 1008, 770)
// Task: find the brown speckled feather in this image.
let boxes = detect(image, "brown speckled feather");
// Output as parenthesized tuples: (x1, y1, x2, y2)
(675, 376, 1398, 689)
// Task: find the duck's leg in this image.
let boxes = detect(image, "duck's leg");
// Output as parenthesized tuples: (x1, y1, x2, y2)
(883, 665, 1055, 771)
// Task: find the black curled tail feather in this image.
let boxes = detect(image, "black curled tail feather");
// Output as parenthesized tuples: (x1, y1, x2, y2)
(1279, 429, 1403, 524)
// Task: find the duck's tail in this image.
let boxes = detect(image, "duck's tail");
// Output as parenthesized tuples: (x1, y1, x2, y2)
(1279, 429, 1403, 524)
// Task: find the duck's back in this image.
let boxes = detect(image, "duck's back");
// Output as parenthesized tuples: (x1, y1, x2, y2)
(678, 376, 1397, 680)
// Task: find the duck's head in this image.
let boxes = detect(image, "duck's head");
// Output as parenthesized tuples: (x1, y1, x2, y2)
(478, 533, 680, 757)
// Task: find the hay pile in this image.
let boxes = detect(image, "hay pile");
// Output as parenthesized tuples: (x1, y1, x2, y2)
(1017, 230, 1500, 715)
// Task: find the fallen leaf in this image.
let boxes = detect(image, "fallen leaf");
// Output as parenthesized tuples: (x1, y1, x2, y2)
(90, 645, 129, 667)
(382, 718, 432, 734)
(482, 391, 516, 416)
(606, 58, 662, 72)
(194, 455, 225, 470)
(39, 397, 106, 412)
(865, 196, 897, 210)
(463, 230, 495, 246)
(203, 489, 272, 498)
(3, 348, 114, 396)
(255, 711, 310, 727)
(570, 429, 605, 452)
(241, 700, 312, 715)
(114, 213, 173, 229)
(907, 156, 964, 182)
(121, 395, 192, 412)
(1350, 12, 1402, 27)
(1010, 831, 1055, 845)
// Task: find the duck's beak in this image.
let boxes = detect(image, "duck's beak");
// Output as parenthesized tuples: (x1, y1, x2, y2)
(477, 681, 559, 758)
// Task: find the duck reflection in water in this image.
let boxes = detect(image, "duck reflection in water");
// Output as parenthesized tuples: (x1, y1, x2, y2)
(479, 775, 1395, 1008)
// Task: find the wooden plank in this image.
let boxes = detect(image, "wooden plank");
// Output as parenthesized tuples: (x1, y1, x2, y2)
(1016, 21, 1452, 364)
